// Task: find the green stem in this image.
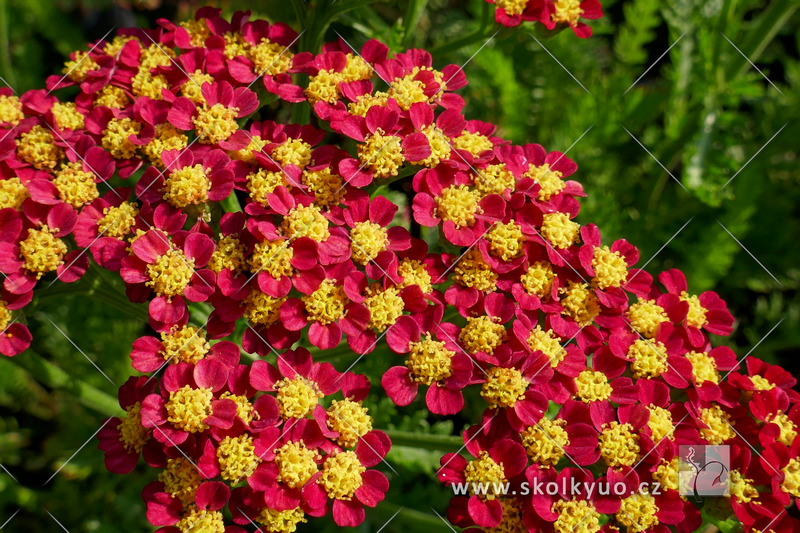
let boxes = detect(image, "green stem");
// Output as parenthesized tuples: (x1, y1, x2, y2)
(431, 1, 493, 56)
(402, 0, 428, 49)
(382, 429, 464, 451)
(8, 351, 122, 417)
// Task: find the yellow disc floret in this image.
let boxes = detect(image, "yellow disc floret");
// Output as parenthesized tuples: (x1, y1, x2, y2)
(481, 367, 529, 409)
(145, 248, 196, 299)
(249, 239, 294, 279)
(117, 402, 149, 453)
(160, 325, 210, 365)
(217, 434, 259, 481)
(459, 315, 506, 355)
(272, 139, 313, 169)
(327, 399, 373, 448)
(486, 221, 525, 261)
(616, 493, 659, 531)
(452, 248, 497, 292)
(574, 370, 612, 403)
(358, 130, 405, 179)
(19, 227, 67, 278)
(52, 102, 85, 131)
(474, 164, 516, 197)
(281, 204, 330, 242)
(541, 212, 580, 249)
(560, 282, 601, 326)
(591, 246, 628, 289)
(527, 326, 566, 367)
(159, 457, 202, 505)
(163, 164, 210, 208)
(0, 94, 24, 125)
(681, 292, 708, 329)
(275, 441, 320, 488)
(526, 163, 566, 201)
(166, 385, 213, 433)
(53, 162, 99, 208)
(102, 118, 141, 160)
(17, 125, 64, 170)
(599, 422, 640, 468)
(699, 405, 736, 444)
(193, 103, 239, 144)
(463, 451, 507, 499)
(97, 202, 139, 239)
(397, 258, 433, 294)
(628, 339, 668, 379)
(319, 451, 365, 500)
(520, 261, 556, 299)
(257, 506, 307, 532)
(176, 505, 225, 533)
(437, 185, 480, 228)
(627, 299, 668, 339)
(521, 418, 570, 467)
(303, 279, 348, 325)
(275, 377, 322, 419)
(406, 335, 455, 385)
(686, 351, 719, 385)
(364, 284, 404, 332)
(208, 234, 246, 273)
(552, 500, 601, 533)
(243, 290, 286, 327)
(350, 221, 389, 265)
(0, 177, 28, 210)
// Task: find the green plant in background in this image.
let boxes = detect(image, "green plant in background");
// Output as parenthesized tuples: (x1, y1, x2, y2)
(0, 0, 798, 532)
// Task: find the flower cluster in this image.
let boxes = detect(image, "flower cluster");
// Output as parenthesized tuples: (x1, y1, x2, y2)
(1, 7, 797, 533)
(486, 0, 603, 36)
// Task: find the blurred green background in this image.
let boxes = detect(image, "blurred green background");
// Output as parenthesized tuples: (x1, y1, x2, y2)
(1, 0, 799, 531)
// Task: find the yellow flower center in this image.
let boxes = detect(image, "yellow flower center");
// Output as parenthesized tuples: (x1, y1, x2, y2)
(62, 50, 99, 82)
(249, 239, 294, 279)
(599, 422, 640, 468)
(463, 452, 507, 499)
(350, 221, 389, 265)
(306, 69, 344, 104)
(217, 434, 260, 481)
(275, 441, 320, 489)
(520, 261, 555, 298)
(486, 220, 525, 261)
(0, 177, 29, 211)
(257, 506, 307, 532)
(591, 246, 628, 289)
(159, 457, 202, 505)
(397, 258, 433, 293)
(387, 75, 428, 110)
(53, 162, 98, 208)
(750, 375, 775, 391)
(521, 418, 570, 467)
(526, 163, 566, 201)
(489, 499, 528, 533)
(117, 402, 149, 453)
(281, 204, 330, 242)
(193, 103, 239, 144)
(180, 71, 215, 104)
(327, 399, 373, 448)
(730, 470, 759, 504)
(275, 377, 322, 419)
(319, 451, 365, 500)
(220, 392, 257, 424)
(161, 326, 210, 365)
(560, 282, 601, 326)
(628, 339, 668, 379)
(627, 299, 668, 339)
(406, 335, 455, 385)
(680, 292, 708, 329)
(459, 315, 506, 355)
(248, 40, 294, 76)
(223, 32, 250, 59)
(653, 458, 680, 492)
(418, 126, 451, 168)
(781, 459, 800, 498)
(145, 248, 196, 299)
(552, 500, 601, 533)
(475, 164, 516, 197)
(143, 124, 188, 166)
(527, 326, 566, 367)
(304, 167, 345, 208)
(164, 164, 210, 208)
(616, 493, 659, 531)
(0, 95, 24, 125)
(481, 367, 529, 409)
(348, 92, 390, 117)
(166, 385, 213, 433)
(208, 234, 246, 273)
(19, 227, 67, 278)
(552, 0, 585, 25)
(95, 86, 130, 109)
(541, 212, 580, 249)
(364, 284, 404, 332)
(52, 102, 85, 130)
(247, 169, 286, 205)
(272, 139, 313, 169)
(102, 118, 142, 159)
(302, 279, 348, 325)
(102, 35, 136, 57)
(452, 131, 494, 156)
(574, 370, 612, 403)
(0, 301, 10, 331)
(232, 134, 267, 163)
(647, 405, 675, 443)
(97, 202, 139, 239)
(177, 505, 225, 533)
(243, 290, 286, 327)
(131, 71, 169, 100)
(686, 351, 720, 385)
(17, 125, 64, 170)
(699, 405, 736, 444)
(357, 130, 405, 179)
(179, 19, 211, 48)
(452, 248, 498, 291)
(768, 412, 798, 446)
(437, 185, 481, 228)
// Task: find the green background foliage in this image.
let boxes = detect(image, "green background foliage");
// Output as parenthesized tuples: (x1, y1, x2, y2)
(1, 0, 798, 531)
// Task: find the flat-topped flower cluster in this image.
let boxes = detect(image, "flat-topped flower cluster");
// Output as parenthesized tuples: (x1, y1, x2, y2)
(1, 6, 798, 533)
